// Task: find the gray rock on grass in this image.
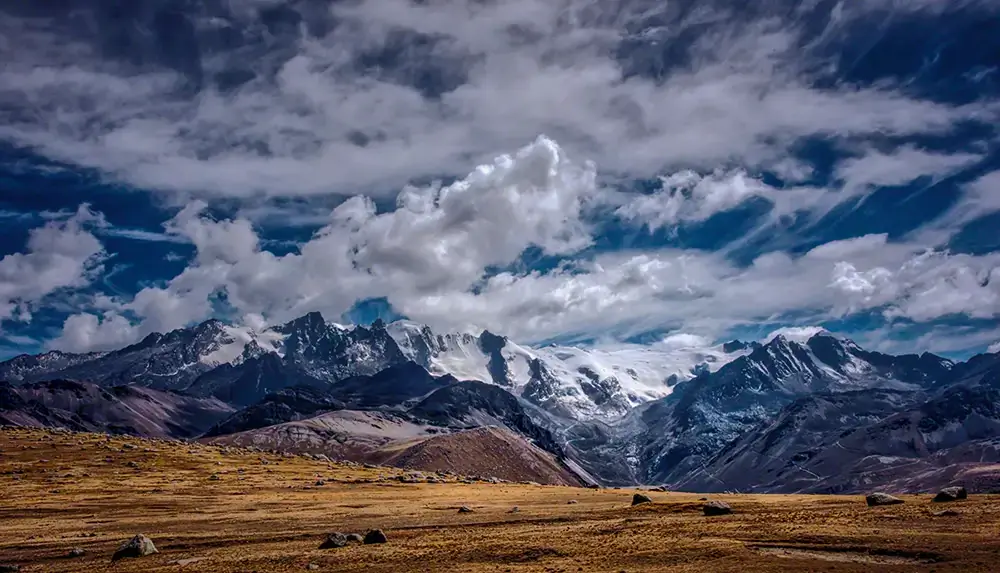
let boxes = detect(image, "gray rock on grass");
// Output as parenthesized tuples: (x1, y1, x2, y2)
(866, 492, 904, 507)
(631, 493, 652, 506)
(111, 534, 158, 562)
(933, 486, 967, 502)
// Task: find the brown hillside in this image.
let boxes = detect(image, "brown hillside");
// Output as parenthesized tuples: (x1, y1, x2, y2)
(373, 426, 583, 486)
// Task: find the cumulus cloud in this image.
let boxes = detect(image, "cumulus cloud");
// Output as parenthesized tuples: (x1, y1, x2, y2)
(0, 205, 106, 327)
(615, 170, 778, 230)
(25, 136, 1000, 354)
(989, 341, 1000, 354)
(831, 248, 1000, 322)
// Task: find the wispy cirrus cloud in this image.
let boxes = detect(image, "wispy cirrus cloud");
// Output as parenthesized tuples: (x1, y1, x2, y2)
(0, 1, 995, 200)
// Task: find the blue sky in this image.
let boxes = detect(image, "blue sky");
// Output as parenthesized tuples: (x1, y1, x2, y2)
(1, 0, 999, 360)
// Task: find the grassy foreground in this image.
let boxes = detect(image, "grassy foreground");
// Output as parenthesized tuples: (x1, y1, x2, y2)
(1, 427, 998, 572)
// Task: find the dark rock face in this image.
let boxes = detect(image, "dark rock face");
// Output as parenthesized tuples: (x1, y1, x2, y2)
(409, 380, 565, 458)
(478, 330, 511, 386)
(202, 387, 344, 437)
(703, 500, 732, 516)
(111, 534, 158, 561)
(631, 493, 652, 506)
(866, 493, 904, 507)
(328, 362, 454, 409)
(933, 486, 968, 502)
(363, 529, 387, 544)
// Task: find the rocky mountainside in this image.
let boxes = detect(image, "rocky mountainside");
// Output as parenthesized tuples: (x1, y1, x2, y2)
(0, 379, 233, 438)
(636, 333, 955, 486)
(3, 312, 999, 493)
(0, 314, 410, 406)
(388, 320, 747, 420)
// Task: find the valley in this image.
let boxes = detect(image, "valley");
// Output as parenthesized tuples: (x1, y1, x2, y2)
(3, 427, 1000, 573)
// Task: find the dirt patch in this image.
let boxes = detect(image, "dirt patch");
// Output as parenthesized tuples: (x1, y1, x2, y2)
(754, 545, 936, 565)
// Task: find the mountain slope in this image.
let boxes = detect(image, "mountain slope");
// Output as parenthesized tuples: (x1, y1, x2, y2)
(0, 379, 233, 438)
(388, 320, 748, 420)
(635, 333, 955, 486)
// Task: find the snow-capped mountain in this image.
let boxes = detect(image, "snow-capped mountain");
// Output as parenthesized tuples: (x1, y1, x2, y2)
(636, 332, 957, 486)
(0, 313, 410, 405)
(3, 311, 999, 491)
(0, 313, 743, 413)
(387, 320, 748, 420)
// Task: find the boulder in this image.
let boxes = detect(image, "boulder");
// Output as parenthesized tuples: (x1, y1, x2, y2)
(631, 493, 652, 506)
(111, 534, 158, 561)
(363, 529, 387, 544)
(933, 486, 967, 502)
(67, 548, 85, 558)
(703, 500, 733, 516)
(866, 493, 904, 507)
(345, 533, 364, 543)
(458, 506, 474, 513)
(319, 533, 349, 549)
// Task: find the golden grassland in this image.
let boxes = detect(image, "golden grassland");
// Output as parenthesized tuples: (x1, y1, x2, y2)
(1, 426, 999, 572)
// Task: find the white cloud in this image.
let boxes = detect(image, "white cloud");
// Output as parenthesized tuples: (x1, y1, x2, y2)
(18, 130, 1000, 354)
(50, 312, 137, 354)
(835, 146, 982, 191)
(0, 205, 106, 327)
(764, 326, 828, 344)
(0, 1, 995, 199)
(831, 249, 1000, 322)
(615, 170, 776, 230)
(989, 341, 1000, 354)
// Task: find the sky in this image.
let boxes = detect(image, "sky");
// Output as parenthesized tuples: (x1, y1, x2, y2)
(0, 0, 999, 360)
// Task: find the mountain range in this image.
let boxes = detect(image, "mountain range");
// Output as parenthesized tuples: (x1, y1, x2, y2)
(1, 313, 999, 492)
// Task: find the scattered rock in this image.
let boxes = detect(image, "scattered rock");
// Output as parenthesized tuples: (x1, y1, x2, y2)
(509, 506, 520, 514)
(458, 506, 474, 513)
(933, 486, 968, 502)
(0, 565, 19, 572)
(306, 563, 320, 570)
(363, 529, 387, 544)
(315, 480, 326, 486)
(127, 461, 139, 469)
(652, 486, 669, 492)
(703, 500, 733, 516)
(208, 474, 221, 481)
(111, 534, 158, 561)
(345, 533, 364, 542)
(586, 483, 600, 489)
(67, 547, 85, 558)
(631, 493, 652, 506)
(169, 557, 205, 566)
(932, 509, 960, 517)
(866, 493, 904, 507)
(319, 533, 348, 549)
(567, 500, 578, 504)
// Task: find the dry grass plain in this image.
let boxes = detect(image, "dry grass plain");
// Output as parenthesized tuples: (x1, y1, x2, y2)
(2, 427, 999, 572)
